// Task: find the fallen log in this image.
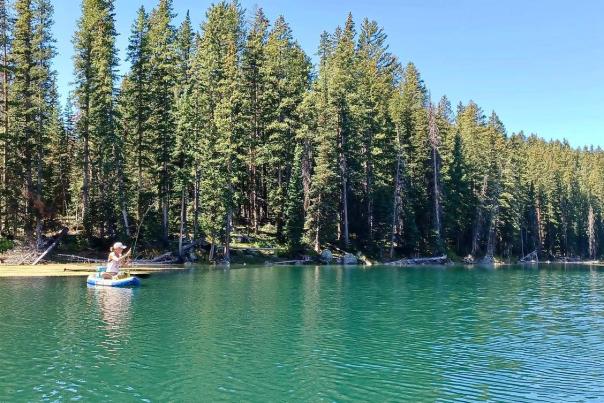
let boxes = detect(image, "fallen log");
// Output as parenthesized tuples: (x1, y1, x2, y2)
(32, 227, 68, 265)
(519, 250, 539, 263)
(129, 259, 180, 266)
(151, 252, 175, 262)
(273, 259, 306, 265)
(56, 254, 104, 264)
(385, 255, 449, 266)
(17, 251, 36, 265)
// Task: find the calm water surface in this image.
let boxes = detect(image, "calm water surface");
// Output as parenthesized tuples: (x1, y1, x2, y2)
(1, 264, 604, 401)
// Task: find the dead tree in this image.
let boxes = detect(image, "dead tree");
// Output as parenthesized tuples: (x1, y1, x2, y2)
(390, 127, 405, 258)
(428, 105, 443, 252)
(588, 204, 596, 259)
(471, 174, 489, 256)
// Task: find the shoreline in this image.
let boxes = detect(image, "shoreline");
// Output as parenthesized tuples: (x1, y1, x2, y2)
(0, 264, 188, 278)
(1, 261, 603, 278)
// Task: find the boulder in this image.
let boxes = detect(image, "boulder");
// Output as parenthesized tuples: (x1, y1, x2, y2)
(342, 253, 358, 265)
(320, 249, 333, 263)
(463, 254, 475, 264)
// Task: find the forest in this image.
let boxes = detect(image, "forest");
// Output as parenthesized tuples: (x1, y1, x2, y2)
(0, 0, 602, 263)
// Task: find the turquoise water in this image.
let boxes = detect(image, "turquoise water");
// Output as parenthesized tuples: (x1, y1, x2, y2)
(1, 264, 604, 401)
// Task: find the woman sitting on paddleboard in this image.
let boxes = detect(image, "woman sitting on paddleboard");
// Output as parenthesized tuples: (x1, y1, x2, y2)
(103, 242, 131, 279)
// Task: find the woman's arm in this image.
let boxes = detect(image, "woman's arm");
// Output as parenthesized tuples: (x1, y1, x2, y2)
(118, 249, 132, 261)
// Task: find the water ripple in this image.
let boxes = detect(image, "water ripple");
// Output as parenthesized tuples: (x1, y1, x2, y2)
(2, 265, 604, 401)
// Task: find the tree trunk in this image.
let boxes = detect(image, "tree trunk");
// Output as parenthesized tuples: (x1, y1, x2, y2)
(364, 132, 374, 240)
(82, 106, 90, 237)
(224, 207, 231, 262)
(390, 128, 403, 259)
(429, 106, 443, 253)
(314, 195, 321, 252)
(535, 196, 543, 250)
(161, 157, 169, 243)
(208, 232, 216, 262)
(588, 204, 596, 259)
(193, 167, 200, 241)
(0, 27, 7, 233)
(178, 185, 186, 259)
(302, 139, 312, 212)
(471, 175, 488, 256)
(485, 205, 499, 259)
(338, 123, 349, 248)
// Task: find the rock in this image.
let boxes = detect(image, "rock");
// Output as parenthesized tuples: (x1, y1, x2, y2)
(320, 249, 333, 263)
(479, 255, 495, 265)
(342, 253, 358, 265)
(357, 253, 373, 266)
(463, 254, 475, 264)
(236, 235, 250, 243)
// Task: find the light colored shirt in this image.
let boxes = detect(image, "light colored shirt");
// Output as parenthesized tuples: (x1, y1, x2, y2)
(107, 252, 121, 274)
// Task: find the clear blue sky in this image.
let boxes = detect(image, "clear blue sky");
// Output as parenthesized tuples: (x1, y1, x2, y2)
(52, 0, 603, 148)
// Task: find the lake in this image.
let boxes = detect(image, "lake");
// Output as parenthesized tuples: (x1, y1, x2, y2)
(1, 264, 604, 401)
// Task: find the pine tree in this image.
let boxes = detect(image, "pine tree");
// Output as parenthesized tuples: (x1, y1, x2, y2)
(73, 0, 119, 239)
(443, 131, 471, 254)
(0, 0, 10, 233)
(305, 31, 338, 252)
(284, 143, 304, 252)
(241, 8, 269, 234)
(147, 0, 176, 244)
(120, 6, 151, 226)
(389, 63, 429, 254)
(356, 18, 398, 244)
(428, 104, 443, 253)
(173, 10, 195, 258)
(193, 0, 244, 262)
(10, 0, 57, 245)
(262, 15, 310, 241)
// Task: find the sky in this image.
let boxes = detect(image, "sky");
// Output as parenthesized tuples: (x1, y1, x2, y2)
(52, 0, 604, 148)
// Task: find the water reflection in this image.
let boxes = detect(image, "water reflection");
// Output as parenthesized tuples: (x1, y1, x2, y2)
(87, 286, 134, 349)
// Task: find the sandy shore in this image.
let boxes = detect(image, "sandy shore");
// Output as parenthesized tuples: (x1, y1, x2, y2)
(0, 264, 95, 278)
(0, 264, 188, 278)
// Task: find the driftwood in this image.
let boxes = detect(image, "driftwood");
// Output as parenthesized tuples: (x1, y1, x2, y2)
(519, 250, 539, 263)
(32, 227, 67, 266)
(273, 257, 311, 265)
(17, 251, 36, 265)
(385, 255, 449, 266)
(182, 239, 207, 252)
(32, 227, 68, 265)
(128, 260, 179, 266)
(57, 254, 104, 264)
(56, 253, 179, 266)
(151, 252, 175, 262)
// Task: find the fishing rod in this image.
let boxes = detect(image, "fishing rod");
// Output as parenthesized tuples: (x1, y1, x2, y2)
(131, 202, 154, 260)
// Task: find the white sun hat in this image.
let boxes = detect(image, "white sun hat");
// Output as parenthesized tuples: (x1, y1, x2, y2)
(113, 242, 127, 250)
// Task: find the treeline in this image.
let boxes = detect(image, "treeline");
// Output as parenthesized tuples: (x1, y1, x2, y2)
(0, 0, 602, 261)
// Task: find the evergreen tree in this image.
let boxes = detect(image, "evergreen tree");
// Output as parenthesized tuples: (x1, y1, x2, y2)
(262, 15, 310, 241)
(120, 6, 151, 225)
(305, 31, 339, 252)
(0, 0, 10, 233)
(147, 0, 176, 244)
(73, 0, 119, 239)
(355, 18, 398, 245)
(241, 8, 269, 234)
(9, 0, 57, 244)
(284, 143, 304, 252)
(193, 0, 244, 262)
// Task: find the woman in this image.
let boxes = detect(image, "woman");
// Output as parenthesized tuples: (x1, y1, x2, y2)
(103, 242, 131, 279)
